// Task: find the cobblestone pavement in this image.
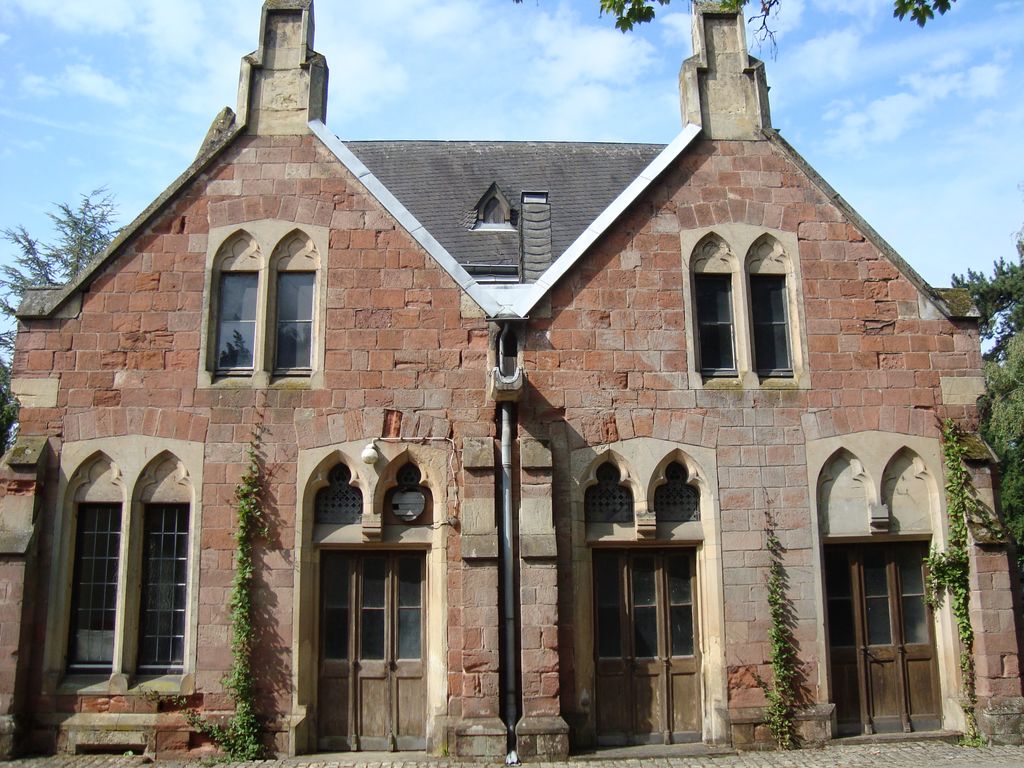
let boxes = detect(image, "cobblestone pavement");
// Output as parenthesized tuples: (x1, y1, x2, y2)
(6, 742, 1024, 768)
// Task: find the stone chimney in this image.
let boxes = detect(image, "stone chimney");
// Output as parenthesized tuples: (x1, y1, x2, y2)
(236, 0, 329, 135)
(679, 1, 771, 139)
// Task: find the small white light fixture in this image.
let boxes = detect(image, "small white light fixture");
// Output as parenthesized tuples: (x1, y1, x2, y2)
(361, 441, 379, 465)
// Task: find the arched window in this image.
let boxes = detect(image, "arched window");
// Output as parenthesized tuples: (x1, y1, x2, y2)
(746, 235, 792, 377)
(690, 233, 737, 376)
(315, 464, 363, 525)
(212, 231, 262, 373)
(203, 225, 324, 384)
(654, 462, 700, 522)
(67, 454, 123, 674)
(585, 462, 634, 524)
(270, 230, 320, 373)
(389, 463, 429, 523)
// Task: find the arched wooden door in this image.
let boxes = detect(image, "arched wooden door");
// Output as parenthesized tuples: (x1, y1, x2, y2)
(825, 543, 940, 736)
(317, 551, 426, 751)
(593, 549, 701, 745)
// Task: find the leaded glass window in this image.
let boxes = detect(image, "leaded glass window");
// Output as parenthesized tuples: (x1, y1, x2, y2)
(68, 503, 121, 673)
(695, 274, 735, 375)
(216, 272, 258, 371)
(138, 504, 189, 674)
(316, 464, 363, 524)
(275, 271, 314, 371)
(585, 462, 633, 524)
(750, 275, 792, 376)
(654, 462, 700, 522)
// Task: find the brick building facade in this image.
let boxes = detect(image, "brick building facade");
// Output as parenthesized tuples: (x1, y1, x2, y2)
(0, 0, 1021, 759)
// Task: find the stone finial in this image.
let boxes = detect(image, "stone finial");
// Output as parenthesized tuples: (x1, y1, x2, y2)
(237, 0, 329, 135)
(679, 1, 771, 139)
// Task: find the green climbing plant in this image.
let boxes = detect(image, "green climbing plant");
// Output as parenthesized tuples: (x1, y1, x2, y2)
(758, 508, 799, 750)
(924, 419, 982, 746)
(185, 428, 269, 759)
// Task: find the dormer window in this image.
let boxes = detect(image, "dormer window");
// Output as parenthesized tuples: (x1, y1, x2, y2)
(482, 197, 504, 225)
(472, 183, 515, 231)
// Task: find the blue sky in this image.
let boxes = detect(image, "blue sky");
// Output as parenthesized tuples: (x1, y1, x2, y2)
(0, 0, 1021, 290)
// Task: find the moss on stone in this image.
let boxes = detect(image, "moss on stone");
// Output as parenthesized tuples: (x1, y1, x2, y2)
(935, 288, 978, 318)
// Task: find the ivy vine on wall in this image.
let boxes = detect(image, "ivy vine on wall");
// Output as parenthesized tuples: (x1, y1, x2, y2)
(185, 428, 269, 759)
(758, 507, 800, 749)
(924, 419, 981, 745)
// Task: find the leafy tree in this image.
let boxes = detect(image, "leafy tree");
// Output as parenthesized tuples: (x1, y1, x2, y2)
(956, 220, 1024, 566)
(0, 189, 118, 450)
(983, 333, 1024, 547)
(513, 0, 959, 32)
(0, 188, 118, 350)
(952, 236, 1024, 363)
(0, 362, 19, 452)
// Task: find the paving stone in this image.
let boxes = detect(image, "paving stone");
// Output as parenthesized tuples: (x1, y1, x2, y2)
(7, 742, 1024, 768)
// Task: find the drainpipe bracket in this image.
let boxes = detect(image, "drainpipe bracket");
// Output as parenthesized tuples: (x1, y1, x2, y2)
(488, 367, 525, 402)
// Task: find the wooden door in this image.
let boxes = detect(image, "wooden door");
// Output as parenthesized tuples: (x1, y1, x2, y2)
(825, 543, 940, 736)
(318, 551, 426, 751)
(593, 550, 700, 746)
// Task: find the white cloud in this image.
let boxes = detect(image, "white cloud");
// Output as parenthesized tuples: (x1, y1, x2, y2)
(526, 10, 657, 92)
(0, 31, 10, 45)
(9, 0, 137, 34)
(405, 0, 482, 41)
(965, 63, 1004, 98)
(62, 63, 130, 106)
(659, 12, 692, 50)
(20, 72, 57, 98)
(824, 57, 1008, 152)
(787, 28, 863, 85)
(766, 0, 806, 39)
(810, 0, 889, 19)
(326, 39, 409, 120)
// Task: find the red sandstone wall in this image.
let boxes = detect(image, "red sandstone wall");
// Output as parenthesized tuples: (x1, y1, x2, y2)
(7, 130, 1013, 752)
(13, 134, 500, 750)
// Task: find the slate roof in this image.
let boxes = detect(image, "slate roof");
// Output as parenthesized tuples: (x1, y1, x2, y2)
(344, 140, 664, 277)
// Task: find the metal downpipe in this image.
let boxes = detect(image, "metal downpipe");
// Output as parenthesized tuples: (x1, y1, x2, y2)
(497, 323, 520, 764)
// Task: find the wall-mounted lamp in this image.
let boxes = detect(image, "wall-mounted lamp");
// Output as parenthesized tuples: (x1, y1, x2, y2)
(361, 441, 380, 465)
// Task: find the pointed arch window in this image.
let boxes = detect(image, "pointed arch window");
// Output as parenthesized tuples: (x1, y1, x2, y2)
(746, 236, 793, 377)
(315, 464, 363, 525)
(62, 452, 197, 678)
(472, 184, 515, 231)
(654, 462, 700, 522)
(389, 463, 429, 523)
(585, 462, 634, 524)
(690, 234, 738, 377)
(203, 226, 324, 384)
(68, 503, 122, 673)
